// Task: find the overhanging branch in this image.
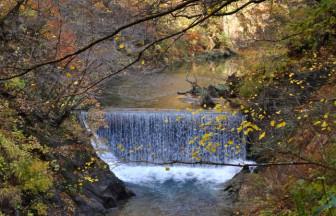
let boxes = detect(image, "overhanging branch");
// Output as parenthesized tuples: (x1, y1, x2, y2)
(0, 0, 202, 81)
(112, 159, 335, 171)
(61, 0, 267, 97)
(0, 0, 267, 82)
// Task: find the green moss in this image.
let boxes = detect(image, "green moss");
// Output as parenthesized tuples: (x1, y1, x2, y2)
(4, 77, 26, 91)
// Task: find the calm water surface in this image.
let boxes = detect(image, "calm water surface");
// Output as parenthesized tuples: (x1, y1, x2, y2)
(100, 58, 241, 109)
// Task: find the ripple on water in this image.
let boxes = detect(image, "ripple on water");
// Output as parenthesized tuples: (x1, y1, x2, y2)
(106, 160, 245, 216)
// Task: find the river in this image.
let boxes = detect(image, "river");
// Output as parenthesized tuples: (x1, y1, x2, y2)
(84, 57, 248, 216)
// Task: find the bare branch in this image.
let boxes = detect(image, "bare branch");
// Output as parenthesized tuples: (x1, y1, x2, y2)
(0, 0, 202, 81)
(0, 0, 267, 82)
(61, 0, 267, 97)
(114, 159, 335, 171)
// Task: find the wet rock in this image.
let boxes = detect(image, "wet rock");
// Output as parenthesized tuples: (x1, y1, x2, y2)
(178, 73, 241, 108)
(31, 126, 135, 215)
(196, 48, 235, 61)
(200, 93, 216, 109)
(207, 85, 219, 98)
(74, 169, 135, 215)
(219, 167, 250, 215)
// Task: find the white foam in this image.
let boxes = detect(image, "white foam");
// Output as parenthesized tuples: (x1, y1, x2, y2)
(91, 135, 248, 186)
(105, 160, 244, 185)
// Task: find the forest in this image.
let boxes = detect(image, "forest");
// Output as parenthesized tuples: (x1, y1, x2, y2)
(0, 0, 335, 215)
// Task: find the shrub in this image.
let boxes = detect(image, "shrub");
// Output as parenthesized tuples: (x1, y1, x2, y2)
(13, 159, 52, 194)
(287, 0, 336, 53)
(4, 77, 26, 91)
(290, 179, 336, 215)
(0, 131, 53, 213)
(30, 201, 48, 216)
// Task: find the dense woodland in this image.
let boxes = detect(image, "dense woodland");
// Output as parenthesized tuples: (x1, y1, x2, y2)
(0, 0, 336, 215)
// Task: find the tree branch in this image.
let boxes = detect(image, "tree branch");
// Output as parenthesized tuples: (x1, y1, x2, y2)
(0, 0, 266, 82)
(61, 0, 267, 97)
(0, 0, 202, 81)
(113, 159, 333, 170)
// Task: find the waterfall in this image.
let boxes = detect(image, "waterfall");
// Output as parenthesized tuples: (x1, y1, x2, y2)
(80, 109, 246, 164)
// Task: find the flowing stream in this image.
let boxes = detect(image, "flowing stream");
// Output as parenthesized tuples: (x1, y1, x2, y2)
(84, 58, 248, 216)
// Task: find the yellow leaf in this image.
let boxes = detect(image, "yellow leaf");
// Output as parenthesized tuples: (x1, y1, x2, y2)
(119, 43, 125, 49)
(70, 65, 76, 70)
(313, 121, 321, 125)
(270, 120, 276, 127)
(276, 121, 286, 128)
(321, 121, 328, 128)
(251, 124, 261, 131)
(66, 73, 72, 78)
(192, 149, 201, 161)
(243, 128, 253, 135)
(237, 126, 243, 133)
(259, 132, 266, 140)
(141, 60, 145, 65)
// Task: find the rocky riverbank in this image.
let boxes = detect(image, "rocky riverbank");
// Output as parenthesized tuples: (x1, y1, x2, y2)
(218, 51, 336, 214)
(33, 123, 135, 215)
(0, 93, 134, 215)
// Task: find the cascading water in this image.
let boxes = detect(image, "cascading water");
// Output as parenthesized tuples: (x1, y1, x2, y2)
(81, 109, 246, 164)
(80, 109, 248, 216)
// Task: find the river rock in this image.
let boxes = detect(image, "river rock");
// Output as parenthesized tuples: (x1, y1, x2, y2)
(31, 124, 135, 215)
(219, 167, 250, 215)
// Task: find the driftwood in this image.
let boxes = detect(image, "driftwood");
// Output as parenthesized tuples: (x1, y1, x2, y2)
(178, 73, 241, 108)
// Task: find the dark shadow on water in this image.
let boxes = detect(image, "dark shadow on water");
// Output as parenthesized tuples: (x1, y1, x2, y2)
(105, 163, 242, 216)
(110, 179, 232, 216)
